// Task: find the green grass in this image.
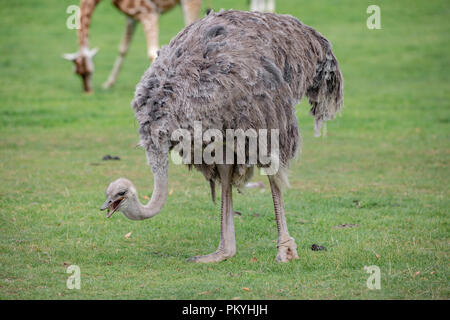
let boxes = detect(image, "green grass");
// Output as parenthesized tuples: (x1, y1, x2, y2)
(0, 0, 449, 299)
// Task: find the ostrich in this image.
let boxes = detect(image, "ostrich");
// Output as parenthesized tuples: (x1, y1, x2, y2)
(101, 10, 343, 263)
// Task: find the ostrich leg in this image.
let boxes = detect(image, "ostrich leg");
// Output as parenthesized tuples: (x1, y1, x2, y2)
(188, 164, 236, 263)
(103, 17, 137, 89)
(268, 176, 299, 262)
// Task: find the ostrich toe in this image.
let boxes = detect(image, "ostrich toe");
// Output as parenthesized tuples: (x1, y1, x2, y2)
(276, 236, 299, 262)
(187, 250, 235, 263)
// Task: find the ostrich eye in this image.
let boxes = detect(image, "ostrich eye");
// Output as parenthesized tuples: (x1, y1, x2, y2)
(116, 191, 126, 197)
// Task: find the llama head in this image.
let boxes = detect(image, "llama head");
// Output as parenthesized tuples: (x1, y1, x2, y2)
(63, 47, 99, 92)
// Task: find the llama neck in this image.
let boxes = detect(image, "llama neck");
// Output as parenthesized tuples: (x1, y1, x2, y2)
(78, 0, 101, 49)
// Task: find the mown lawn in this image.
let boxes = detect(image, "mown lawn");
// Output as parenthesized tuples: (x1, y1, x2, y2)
(0, 0, 448, 299)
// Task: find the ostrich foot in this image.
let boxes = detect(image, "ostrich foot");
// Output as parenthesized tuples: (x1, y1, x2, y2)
(276, 236, 299, 262)
(187, 250, 235, 263)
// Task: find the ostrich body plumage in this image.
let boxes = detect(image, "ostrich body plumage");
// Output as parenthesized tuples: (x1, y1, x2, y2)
(102, 10, 343, 263)
(133, 10, 343, 190)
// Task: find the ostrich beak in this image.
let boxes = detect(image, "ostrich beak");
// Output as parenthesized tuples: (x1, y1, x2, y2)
(100, 199, 110, 211)
(100, 197, 124, 218)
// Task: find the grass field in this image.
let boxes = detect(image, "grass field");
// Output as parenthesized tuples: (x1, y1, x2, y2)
(0, 0, 449, 299)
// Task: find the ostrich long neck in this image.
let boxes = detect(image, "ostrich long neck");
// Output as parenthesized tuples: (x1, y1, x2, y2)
(122, 174, 169, 221)
(78, 0, 102, 50)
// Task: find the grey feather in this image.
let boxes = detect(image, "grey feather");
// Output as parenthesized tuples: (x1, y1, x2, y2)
(132, 10, 343, 190)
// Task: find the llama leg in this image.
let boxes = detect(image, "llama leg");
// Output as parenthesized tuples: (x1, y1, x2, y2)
(188, 164, 236, 263)
(268, 176, 299, 262)
(266, 0, 275, 13)
(140, 12, 159, 62)
(250, 0, 264, 12)
(180, 0, 202, 26)
(102, 17, 137, 89)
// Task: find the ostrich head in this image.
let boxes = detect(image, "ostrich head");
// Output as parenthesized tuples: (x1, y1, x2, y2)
(100, 178, 135, 218)
(100, 155, 168, 221)
(63, 48, 98, 92)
